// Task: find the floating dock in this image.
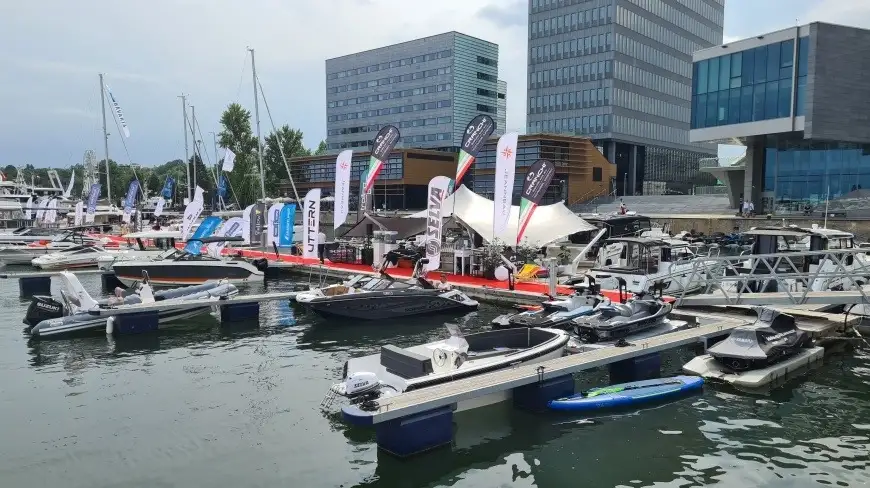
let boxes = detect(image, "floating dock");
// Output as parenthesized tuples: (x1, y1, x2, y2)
(337, 312, 748, 457)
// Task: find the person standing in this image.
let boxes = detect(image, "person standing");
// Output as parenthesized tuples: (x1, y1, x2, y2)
(317, 230, 327, 264)
(748, 201, 755, 217)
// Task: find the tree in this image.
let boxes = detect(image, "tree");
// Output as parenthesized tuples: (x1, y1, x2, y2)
(314, 140, 328, 155)
(263, 125, 310, 195)
(218, 103, 259, 206)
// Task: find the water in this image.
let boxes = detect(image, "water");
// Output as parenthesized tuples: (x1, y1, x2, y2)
(1, 274, 869, 487)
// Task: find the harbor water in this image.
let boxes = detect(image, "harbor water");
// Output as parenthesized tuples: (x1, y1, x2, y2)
(1, 274, 869, 487)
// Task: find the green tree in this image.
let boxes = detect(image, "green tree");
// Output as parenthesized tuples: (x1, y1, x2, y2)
(218, 103, 259, 206)
(263, 125, 309, 195)
(314, 140, 328, 155)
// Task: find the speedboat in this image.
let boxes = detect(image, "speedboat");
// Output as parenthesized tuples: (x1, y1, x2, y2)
(96, 230, 182, 271)
(326, 324, 569, 417)
(24, 271, 238, 337)
(294, 274, 374, 303)
(491, 278, 603, 329)
(572, 281, 673, 343)
(682, 307, 822, 388)
(110, 237, 266, 287)
(31, 244, 166, 270)
(299, 258, 478, 320)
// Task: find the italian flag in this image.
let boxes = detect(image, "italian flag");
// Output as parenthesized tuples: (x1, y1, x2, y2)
(364, 156, 383, 193)
(455, 149, 475, 187)
(517, 197, 537, 245)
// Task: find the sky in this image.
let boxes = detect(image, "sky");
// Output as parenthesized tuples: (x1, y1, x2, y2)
(1, 0, 869, 168)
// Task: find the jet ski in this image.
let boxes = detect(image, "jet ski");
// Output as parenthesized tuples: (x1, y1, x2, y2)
(706, 307, 812, 371)
(572, 279, 672, 343)
(491, 277, 603, 329)
(24, 271, 238, 337)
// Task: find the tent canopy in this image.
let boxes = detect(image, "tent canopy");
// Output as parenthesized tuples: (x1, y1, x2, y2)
(342, 213, 429, 240)
(407, 185, 596, 246)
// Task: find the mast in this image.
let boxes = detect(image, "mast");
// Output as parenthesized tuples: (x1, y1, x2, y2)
(179, 94, 191, 202)
(211, 131, 222, 210)
(99, 73, 112, 203)
(249, 47, 266, 200)
(191, 104, 197, 191)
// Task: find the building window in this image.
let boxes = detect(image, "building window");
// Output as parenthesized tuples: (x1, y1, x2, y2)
(477, 104, 496, 114)
(593, 167, 602, 181)
(476, 55, 498, 67)
(477, 72, 498, 82)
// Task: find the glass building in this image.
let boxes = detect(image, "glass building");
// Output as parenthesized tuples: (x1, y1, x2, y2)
(527, 0, 723, 196)
(692, 22, 870, 213)
(325, 32, 505, 153)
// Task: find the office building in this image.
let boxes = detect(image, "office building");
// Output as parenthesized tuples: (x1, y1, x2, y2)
(325, 32, 503, 152)
(279, 149, 456, 210)
(470, 134, 615, 205)
(527, 0, 724, 195)
(693, 22, 870, 213)
(496, 79, 508, 133)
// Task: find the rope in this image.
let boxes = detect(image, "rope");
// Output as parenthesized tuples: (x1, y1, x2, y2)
(255, 74, 301, 203)
(235, 51, 249, 104)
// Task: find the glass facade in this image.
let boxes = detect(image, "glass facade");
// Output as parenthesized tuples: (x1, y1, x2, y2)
(763, 138, 870, 210)
(691, 37, 809, 129)
(290, 154, 403, 186)
(471, 139, 570, 205)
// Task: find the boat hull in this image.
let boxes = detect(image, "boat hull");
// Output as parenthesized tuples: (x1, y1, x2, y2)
(112, 262, 264, 287)
(30, 306, 212, 338)
(683, 348, 824, 388)
(305, 290, 478, 320)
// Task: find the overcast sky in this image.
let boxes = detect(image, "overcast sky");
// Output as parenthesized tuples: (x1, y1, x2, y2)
(1, 0, 868, 167)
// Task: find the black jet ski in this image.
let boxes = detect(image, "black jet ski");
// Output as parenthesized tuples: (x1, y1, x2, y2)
(573, 279, 672, 343)
(707, 307, 811, 371)
(491, 278, 603, 329)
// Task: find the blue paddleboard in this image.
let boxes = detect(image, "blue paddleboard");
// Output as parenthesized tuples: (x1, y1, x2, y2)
(548, 375, 704, 411)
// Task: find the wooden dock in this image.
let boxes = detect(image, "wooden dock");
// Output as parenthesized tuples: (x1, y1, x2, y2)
(363, 313, 748, 424)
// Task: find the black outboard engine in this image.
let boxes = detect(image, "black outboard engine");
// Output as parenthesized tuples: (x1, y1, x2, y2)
(252, 258, 269, 272)
(23, 296, 66, 326)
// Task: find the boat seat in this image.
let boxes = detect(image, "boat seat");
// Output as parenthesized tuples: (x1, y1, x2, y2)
(381, 345, 433, 379)
(600, 303, 633, 318)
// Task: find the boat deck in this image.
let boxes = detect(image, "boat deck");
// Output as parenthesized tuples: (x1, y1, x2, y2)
(88, 291, 300, 316)
(362, 312, 749, 424)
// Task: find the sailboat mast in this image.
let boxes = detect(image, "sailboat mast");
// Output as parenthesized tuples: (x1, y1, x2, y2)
(249, 47, 266, 200)
(99, 73, 112, 203)
(191, 105, 197, 191)
(179, 94, 192, 202)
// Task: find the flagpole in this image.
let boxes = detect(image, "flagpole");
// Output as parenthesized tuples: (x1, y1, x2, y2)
(99, 73, 112, 204)
(179, 94, 191, 202)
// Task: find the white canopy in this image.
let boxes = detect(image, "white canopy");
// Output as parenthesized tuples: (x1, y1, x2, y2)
(407, 185, 597, 246)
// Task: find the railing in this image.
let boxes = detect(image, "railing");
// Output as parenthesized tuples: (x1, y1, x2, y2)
(664, 247, 870, 307)
(693, 185, 729, 195)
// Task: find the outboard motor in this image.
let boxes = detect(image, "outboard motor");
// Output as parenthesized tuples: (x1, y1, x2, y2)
(23, 296, 65, 326)
(252, 258, 269, 272)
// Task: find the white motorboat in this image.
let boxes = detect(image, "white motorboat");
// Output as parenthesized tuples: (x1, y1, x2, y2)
(294, 274, 374, 302)
(327, 325, 570, 419)
(95, 230, 181, 271)
(0, 227, 109, 265)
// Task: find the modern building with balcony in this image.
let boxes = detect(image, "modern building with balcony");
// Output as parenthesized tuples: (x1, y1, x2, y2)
(692, 22, 870, 214)
(527, 0, 722, 195)
(325, 32, 505, 153)
(469, 134, 615, 206)
(279, 149, 456, 210)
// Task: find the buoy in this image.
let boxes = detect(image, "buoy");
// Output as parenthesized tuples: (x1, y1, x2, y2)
(106, 317, 114, 335)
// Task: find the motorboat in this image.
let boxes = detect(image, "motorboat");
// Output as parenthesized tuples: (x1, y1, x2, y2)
(95, 230, 182, 271)
(110, 237, 267, 287)
(24, 271, 238, 337)
(294, 274, 374, 303)
(490, 278, 603, 329)
(326, 324, 569, 416)
(583, 237, 711, 295)
(706, 307, 812, 371)
(300, 258, 478, 320)
(31, 243, 167, 270)
(572, 281, 673, 343)
(0, 227, 111, 265)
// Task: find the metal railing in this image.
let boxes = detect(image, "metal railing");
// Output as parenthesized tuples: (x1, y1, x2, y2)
(664, 247, 870, 307)
(693, 185, 729, 195)
(699, 155, 746, 169)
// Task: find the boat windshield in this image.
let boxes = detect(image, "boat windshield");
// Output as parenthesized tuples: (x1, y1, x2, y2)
(360, 278, 413, 291)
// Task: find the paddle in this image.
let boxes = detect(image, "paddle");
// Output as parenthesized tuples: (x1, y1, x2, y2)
(584, 379, 686, 398)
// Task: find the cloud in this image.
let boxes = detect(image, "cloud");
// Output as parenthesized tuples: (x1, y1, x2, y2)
(477, 2, 528, 28)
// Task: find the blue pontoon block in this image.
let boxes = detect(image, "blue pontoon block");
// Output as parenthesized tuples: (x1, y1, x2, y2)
(220, 302, 260, 323)
(513, 374, 575, 411)
(609, 352, 662, 384)
(375, 405, 454, 458)
(113, 311, 160, 335)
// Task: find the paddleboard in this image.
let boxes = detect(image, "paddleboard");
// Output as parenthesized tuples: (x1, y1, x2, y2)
(548, 375, 704, 411)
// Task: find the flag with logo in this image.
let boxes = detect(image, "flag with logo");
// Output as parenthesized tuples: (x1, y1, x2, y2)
(184, 216, 222, 255)
(423, 176, 451, 271)
(105, 84, 130, 138)
(363, 125, 400, 193)
(302, 188, 321, 259)
(207, 217, 246, 258)
(493, 132, 519, 238)
(517, 159, 556, 245)
(278, 203, 296, 248)
(456, 115, 495, 188)
(334, 150, 352, 229)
